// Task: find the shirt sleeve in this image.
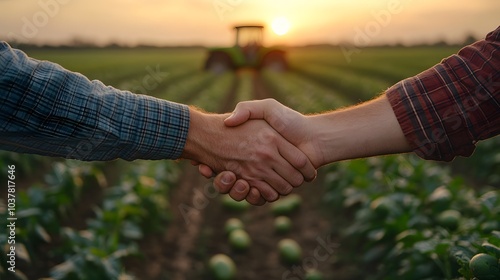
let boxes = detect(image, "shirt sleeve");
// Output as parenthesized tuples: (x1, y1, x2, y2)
(0, 42, 190, 161)
(386, 26, 500, 161)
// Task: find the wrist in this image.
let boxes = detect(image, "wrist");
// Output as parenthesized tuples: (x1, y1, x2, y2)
(307, 114, 349, 166)
(181, 108, 223, 164)
(309, 95, 411, 165)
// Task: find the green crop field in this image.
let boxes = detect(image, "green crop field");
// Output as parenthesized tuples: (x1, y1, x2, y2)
(1, 46, 499, 280)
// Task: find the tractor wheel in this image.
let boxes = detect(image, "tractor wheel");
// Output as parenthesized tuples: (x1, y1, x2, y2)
(261, 51, 288, 72)
(205, 52, 234, 74)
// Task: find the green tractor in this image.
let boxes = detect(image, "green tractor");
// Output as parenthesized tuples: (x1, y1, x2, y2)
(204, 24, 288, 73)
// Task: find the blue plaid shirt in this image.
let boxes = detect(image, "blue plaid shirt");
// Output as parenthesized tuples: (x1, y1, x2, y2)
(0, 42, 190, 161)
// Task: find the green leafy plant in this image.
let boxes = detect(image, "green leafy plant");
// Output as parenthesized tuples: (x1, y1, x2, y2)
(323, 154, 500, 280)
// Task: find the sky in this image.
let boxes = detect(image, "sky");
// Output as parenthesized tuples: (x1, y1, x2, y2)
(1, 0, 499, 46)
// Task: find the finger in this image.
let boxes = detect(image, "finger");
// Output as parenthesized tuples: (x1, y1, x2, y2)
(246, 187, 266, 206)
(198, 164, 215, 179)
(307, 170, 318, 182)
(276, 137, 317, 183)
(213, 171, 236, 194)
(263, 136, 309, 188)
(250, 180, 279, 202)
(224, 100, 271, 127)
(228, 179, 250, 201)
(269, 157, 305, 190)
(254, 163, 294, 196)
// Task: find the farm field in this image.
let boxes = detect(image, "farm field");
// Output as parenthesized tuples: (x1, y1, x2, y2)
(1, 45, 499, 280)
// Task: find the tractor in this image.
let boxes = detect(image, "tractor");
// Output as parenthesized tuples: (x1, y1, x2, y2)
(204, 24, 288, 73)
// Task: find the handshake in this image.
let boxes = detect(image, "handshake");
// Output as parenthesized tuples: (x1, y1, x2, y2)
(181, 96, 411, 205)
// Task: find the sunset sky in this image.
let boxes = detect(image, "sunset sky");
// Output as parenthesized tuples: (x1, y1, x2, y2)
(1, 0, 499, 46)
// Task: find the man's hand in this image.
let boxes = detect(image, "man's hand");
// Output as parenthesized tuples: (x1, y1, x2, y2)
(195, 99, 324, 205)
(181, 107, 316, 203)
(224, 99, 324, 167)
(201, 96, 412, 205)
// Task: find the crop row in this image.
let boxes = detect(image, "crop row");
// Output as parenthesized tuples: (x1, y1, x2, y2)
(289, 63, 391, 102)
(27, 49, 204, 86)
(288, 46, 461, 85)
(189, 72, 237, 112)
(261, 70, 349, 113)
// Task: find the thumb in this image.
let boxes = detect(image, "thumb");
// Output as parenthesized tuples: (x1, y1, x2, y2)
(224, 107, 252, 127)
(224, 101, 266, 127)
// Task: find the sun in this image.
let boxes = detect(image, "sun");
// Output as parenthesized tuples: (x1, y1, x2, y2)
(271, 16, 290, 36)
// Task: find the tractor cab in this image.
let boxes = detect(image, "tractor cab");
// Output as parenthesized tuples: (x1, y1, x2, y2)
(235, 25, 263, 65)
(204, 24, 287, 73)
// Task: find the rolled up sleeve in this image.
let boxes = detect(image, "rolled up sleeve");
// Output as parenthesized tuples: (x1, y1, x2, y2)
(386, 26, 500, 161)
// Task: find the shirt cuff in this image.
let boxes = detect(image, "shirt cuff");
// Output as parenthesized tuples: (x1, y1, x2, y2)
(134, 99, 190, 160)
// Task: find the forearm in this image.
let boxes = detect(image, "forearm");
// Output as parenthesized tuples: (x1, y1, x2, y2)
(309, 94, 411, 165)
(0, 42, 190, 161)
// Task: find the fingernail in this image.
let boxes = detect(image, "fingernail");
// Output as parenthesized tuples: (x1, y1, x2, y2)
(221, 173, 232, 185)
(235, 182, 246, 193)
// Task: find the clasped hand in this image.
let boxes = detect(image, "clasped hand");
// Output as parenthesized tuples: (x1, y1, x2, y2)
(186, 99, 322, 205)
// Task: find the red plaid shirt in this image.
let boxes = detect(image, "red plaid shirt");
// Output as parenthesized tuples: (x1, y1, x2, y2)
(387, 26, 500, 161)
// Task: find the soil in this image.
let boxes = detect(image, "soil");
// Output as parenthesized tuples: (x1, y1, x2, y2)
(124, 70, 351, 280)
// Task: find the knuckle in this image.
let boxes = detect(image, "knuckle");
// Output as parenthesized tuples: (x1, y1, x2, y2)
(266, 98, 278, 105)
(255, 149, 274, 162)
(294, 153, 309, 169)
(258, 129, 277, 145)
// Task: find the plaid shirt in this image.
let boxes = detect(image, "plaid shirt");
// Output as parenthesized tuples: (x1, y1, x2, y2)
(387, 26, 500, 161)
(0, 42, 190, 161)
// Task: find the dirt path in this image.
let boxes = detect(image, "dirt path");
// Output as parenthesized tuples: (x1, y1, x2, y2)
(252, 71, 272, 100)
(124, 71, 240, 279)
(126, 70, 340, 280)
